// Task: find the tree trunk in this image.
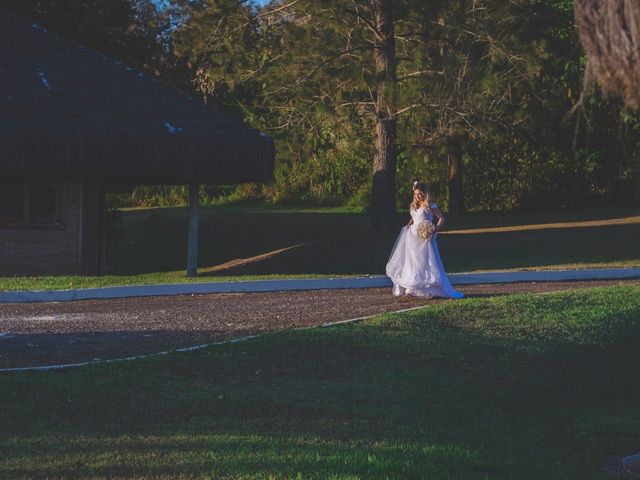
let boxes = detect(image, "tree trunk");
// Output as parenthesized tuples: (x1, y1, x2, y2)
(371, 0, 397, 229)
(186, 184, 200, 277)
(447, 137, 465, 215)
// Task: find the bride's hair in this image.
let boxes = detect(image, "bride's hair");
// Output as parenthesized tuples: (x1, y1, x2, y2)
(410, 181, 432, 210)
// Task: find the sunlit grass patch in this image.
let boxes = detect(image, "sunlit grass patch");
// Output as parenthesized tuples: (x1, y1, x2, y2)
(1, 434, 520, 479)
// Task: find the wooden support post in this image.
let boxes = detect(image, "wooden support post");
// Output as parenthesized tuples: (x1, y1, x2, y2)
(186, 184, 199, 278)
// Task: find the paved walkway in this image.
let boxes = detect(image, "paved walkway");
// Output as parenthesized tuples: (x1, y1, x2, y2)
(1, 267, 640, 303)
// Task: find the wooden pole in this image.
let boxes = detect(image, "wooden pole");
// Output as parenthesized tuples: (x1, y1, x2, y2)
(186, 184, 199, 277)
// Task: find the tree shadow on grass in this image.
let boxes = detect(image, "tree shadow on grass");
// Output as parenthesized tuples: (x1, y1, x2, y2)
(106, 208, 640, 276)
(186, 223, 640, 277)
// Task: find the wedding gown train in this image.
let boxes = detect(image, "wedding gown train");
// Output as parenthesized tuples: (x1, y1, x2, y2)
(385, 204, 464, 299)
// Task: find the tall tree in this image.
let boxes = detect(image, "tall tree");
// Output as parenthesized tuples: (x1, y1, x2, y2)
(372, 0, 398, 227)
(395, 0, 545, 214)
(175, 0, 406, 224)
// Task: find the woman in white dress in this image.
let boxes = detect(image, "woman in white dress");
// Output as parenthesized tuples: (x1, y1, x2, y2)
(386, 182, 464, 299)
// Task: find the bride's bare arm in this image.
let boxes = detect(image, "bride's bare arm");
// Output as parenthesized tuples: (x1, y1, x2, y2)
(432, 207, 445, 231)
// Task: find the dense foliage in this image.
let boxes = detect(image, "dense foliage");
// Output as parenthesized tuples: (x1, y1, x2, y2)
(6, 0, 640, 212)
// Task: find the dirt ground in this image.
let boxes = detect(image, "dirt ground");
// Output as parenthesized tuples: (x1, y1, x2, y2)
(1, 279, 638, 369)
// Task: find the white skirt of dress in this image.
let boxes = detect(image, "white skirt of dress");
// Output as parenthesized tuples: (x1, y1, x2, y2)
(385, 226, 464, 299)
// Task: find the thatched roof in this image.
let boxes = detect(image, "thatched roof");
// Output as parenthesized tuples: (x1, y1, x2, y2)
(0, 7, 275, 185)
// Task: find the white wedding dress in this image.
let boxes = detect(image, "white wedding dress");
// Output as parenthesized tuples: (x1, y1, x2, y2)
(386, 204, 464, 299)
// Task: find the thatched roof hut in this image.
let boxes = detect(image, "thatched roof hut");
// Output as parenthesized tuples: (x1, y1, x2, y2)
(0, 6, 275, 276)
(0, 6, 274, 184)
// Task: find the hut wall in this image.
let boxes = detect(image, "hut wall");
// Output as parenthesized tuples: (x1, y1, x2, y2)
(0, 176, 82, 275)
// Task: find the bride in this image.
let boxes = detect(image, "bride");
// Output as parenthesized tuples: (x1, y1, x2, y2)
(386, 182, 464, 299)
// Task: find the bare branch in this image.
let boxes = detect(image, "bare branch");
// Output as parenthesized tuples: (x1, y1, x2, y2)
(255, 0, 300, 19)
(344, 8, 381, 40)
(295, 45, 371, 85)
(397, 69, 444, 81)
(395, 104, 422, 117)
(337, 101, 376, 108)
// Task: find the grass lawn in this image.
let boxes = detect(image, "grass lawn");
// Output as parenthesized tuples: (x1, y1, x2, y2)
(1, 205, 640, 291)
(1, 284, 639, 479)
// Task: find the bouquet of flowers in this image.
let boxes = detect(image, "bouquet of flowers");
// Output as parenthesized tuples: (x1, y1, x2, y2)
(415, 220, 436, 241)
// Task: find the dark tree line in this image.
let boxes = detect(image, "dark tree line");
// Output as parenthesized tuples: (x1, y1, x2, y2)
(6, 0, 640, 218)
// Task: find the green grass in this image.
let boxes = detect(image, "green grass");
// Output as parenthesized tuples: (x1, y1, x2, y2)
(2, 205, 640, 291)
(2, 285, 640, 479)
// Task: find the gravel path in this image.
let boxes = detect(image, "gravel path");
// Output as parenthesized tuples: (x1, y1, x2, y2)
(1, 279, 638, 369)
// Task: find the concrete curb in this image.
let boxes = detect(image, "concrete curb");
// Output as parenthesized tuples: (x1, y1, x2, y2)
(1, 268, 639, 304)
(449, 267, 640, 284)
(0, 277, 391, 303)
